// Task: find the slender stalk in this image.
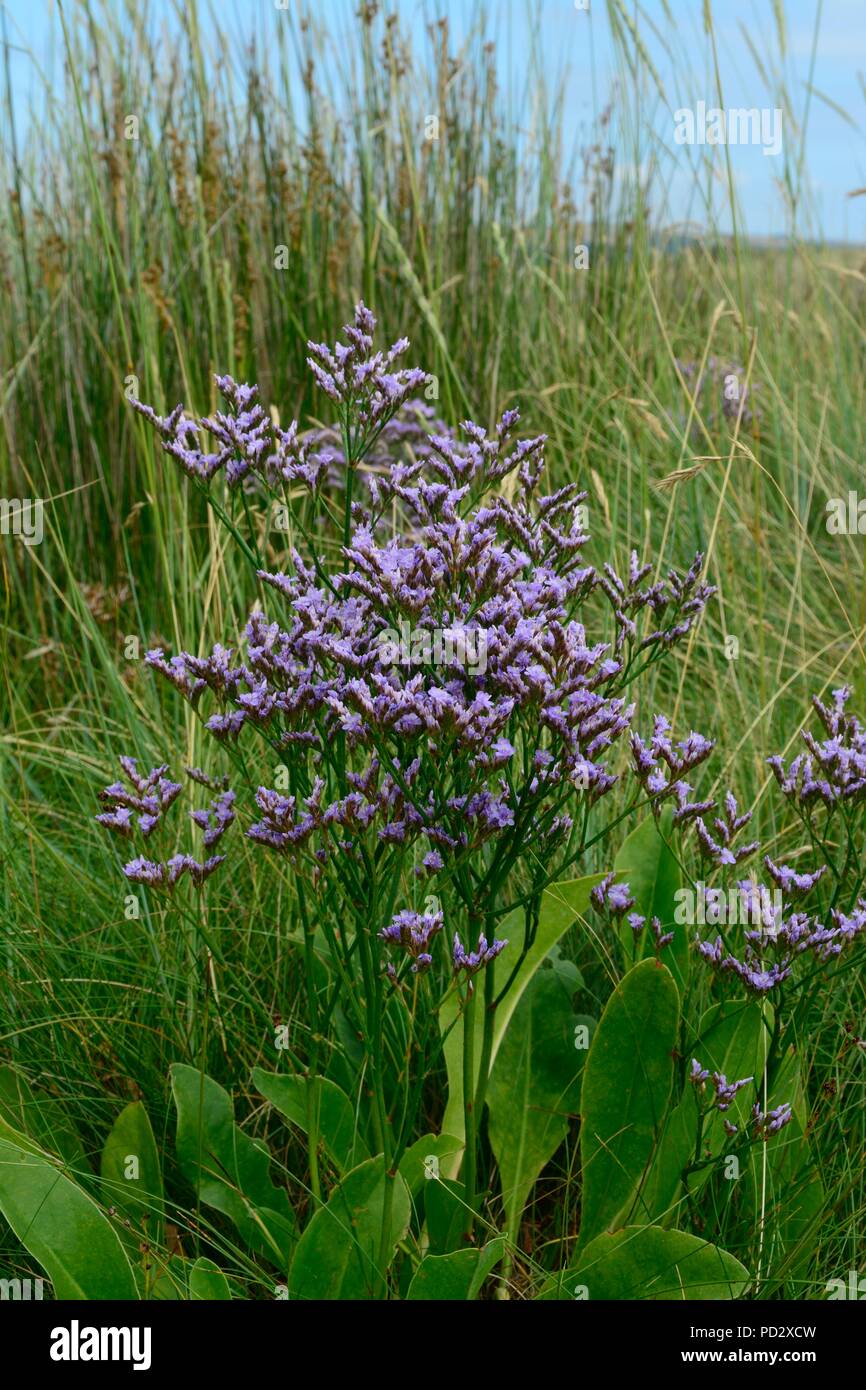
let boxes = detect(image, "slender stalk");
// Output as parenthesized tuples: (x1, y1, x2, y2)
(461, 982, 478, 1236)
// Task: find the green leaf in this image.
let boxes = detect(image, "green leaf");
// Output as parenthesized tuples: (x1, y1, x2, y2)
(253, 1070, 369, 1176)
(170, 1064, 295, 1266)
(580, 959, 679, 1245)
(397, 1133, 464, 1200)
(548, 1225, 750, 1300)
(440, 874, 603, 1155)
(289, 1156, 410, 1300)
(636, 1084, 699, 1226)
(189, 1257, 232, 1300)
(488, 970, 584, 1241)
(426, 1177, 469, 1255)
(614, 809, 687, 996)
(690, 999, 772, 1188)
(502, 876, 605, 1047)
(0, 1134, 138, 1299)
(547, 942, 584, 992)
(100, 1101, 163, 1241)
(407, 1238, 505, 1300)
(0, 1064, 88, 1172)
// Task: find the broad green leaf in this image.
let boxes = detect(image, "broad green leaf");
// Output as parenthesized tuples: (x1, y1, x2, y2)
(615, 809, 687, 996)
(439, 983, 487, 1167)
(426, 1177, 469, 1255)
(501, 876, 605, 1047)
(253, 1070, 369, 1176)
(0, 1064, 87, 1172)
(635, 1084, 699, 1226)
(440, 874, 603, 1156)
(547, 942, 584, 991)
(488, 970, 583, 1241)
(326, 1003, 366, 1100)
(289, 1157, 410, 1300)
(170, 1065, 295, 1267)
(189, 1257, 232, 1300)
(0, 1135, 137, 1299)
(397, 1133, 464, 1200)
(407, 1238, 505, 1300)
(580, 959, 679, 1245)
(690, 999, 772, 1189)
(548, 1225, 750, 1300)
(100, 1101, 163, 1241)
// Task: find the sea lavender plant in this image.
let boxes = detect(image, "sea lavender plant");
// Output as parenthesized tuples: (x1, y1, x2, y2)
(120, 303, 718, 1246)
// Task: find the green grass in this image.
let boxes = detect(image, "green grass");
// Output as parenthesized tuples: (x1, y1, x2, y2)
(0, 0, 864, 1297)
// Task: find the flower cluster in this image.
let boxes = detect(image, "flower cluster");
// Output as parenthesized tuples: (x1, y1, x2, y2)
(279, 401, 457, 497)
(96, 762, 233, 893)
(452, 931, 508, 976)
(376, 909, 444, 976)
(620, 686, 866, 1000)
(306, 303, 428, 458)
(131, 305, 715, 904)
(131, 304, 437, 493)
(96, 758, 182, 838)
(124, 852, 225, 890)
(752, 1102, 793, 1141)
(690, 1058, 754, 1121)
(695, 877, 866, 995)
(379, 908, 444, 972)
(767, 687, 866, 816)
(596, 551, 716, 656)
(630, 716, 715, 809)
(694, 791, 759, 868)
(689, 1059, 752, 1106)
(591, 873, 635, 918)
(591, 873, 674, 952)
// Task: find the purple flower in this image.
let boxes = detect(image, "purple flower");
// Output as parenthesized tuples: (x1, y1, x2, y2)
(123, 856, 167, 889)
(190, 788, 236, 848)
(693, 791, 758, 868)
(762, 856, 826, 898)
(630, 717, 715, 806)
(591, 873, 635, 918)
(650, 916, 675, 950)
(452, 931, 508, 976)
(767, 687, 866, 814)
(690, 1059, 710, 1087)
(99, 760, 232, 893)
(711, 1071, 754, 1112)
(96, 760, 182, 839)
(379, 909, 444, 973)
(128, 305, 723, 954)
(690, 1059, 753, 1113)
(752, 1101, 793, 1141)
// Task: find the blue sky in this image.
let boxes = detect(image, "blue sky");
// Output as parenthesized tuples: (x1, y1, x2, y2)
(3, 0, 865, 241)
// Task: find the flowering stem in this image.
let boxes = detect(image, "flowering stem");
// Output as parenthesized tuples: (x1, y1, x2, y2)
(295, 873, 322, 1206)
(353, 907, 388, 1159)
(343, 463, 355, 550)
(376, 1168, 396, 1299)
(472, 956, 497, 1146)
(462, 982, 478, 1236)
